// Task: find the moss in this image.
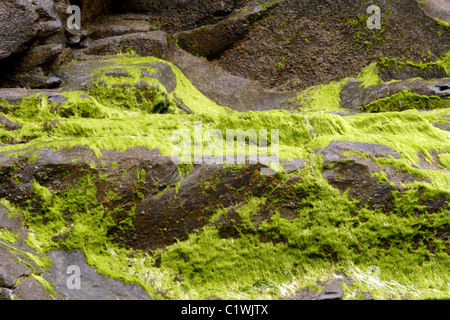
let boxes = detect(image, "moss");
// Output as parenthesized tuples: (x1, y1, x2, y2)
(364, 90, 449, 112)
(434, 18, 450, 29)
(370, 171, 396, 189)
(378, 53, 450, 76)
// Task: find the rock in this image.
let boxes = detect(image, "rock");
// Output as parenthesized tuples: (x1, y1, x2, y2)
(116, 0, 247, 32)
(175, 3, 268, 60)
(44, 250, 153, 300)
(317, 141, 401, 166)
(81, 31, 171, 59)
(316, 141, 411, 210)
(16, 44, 64, 72)
(104, 69, 132, 78)
(0, 288, 14, 300)
(45, 76, 63, 88)
(0, 0, 67, 88)
(214, 0, 449, 90)
(15, 277, 52, 300)
(85, 14, 159, 40)
(316, 279, 344, 300)
(48, 94, 67, 105)
(418, 0, 450, 25)
(433, 121, 450, 132)
(279, 287, 319, 300)
(166, 45, 296, 111)
(340, 79, 364, 112)
(361, 78, 450, 110)
(0, 0, 40, 61)
(143, 62, 177, 93)
(0, 115, 22, 131)
(281, 158, 305, 173)
(280, 274, 353, 300)
(378, 62, 448, 83)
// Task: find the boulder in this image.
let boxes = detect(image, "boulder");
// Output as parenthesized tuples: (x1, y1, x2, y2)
(0, 0, 68, 88)
(340, 78, 450, 112)
(175, 4, 268, 60)
(116, 0, 247, 32)
(44, 250, 153, 300)
(0, 0, 40, 61)
(81, 31, 171, 59)
(0, 116, 22, 131)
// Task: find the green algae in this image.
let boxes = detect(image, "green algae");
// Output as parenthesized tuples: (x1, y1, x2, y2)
(0, 54, 450, 299)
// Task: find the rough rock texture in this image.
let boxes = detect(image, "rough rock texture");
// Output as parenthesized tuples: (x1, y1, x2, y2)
(0, 201, 153, 300)
(339, 78, 450, 112)
(0, 0, 449, 301)
(213, 0, 450, 90)
(0, 0, 69, 88)
(45, 250, 152, 300)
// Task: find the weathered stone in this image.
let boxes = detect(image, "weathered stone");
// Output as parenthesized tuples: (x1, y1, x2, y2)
(82, 31, 170, 59)
(316, 278, 345, 300)
(0, 0, 40, 61)
(361, 78, 450, 108)
(104, 69, 131, 78)
(17, 44, 64, 72)
(85, 14, 159, 40)
(175, 4, 268, 60)
(0, 116, 22, 131)
(44, 250, 153, 300)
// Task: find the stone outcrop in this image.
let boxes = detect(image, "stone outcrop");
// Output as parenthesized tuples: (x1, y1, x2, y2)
(0, 0, 449, 301)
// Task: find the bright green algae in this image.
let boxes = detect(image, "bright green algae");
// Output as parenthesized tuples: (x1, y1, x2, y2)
(0, 55, 450, 299)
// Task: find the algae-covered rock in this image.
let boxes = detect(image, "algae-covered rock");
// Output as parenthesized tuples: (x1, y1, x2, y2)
(0, 0, 449, 302)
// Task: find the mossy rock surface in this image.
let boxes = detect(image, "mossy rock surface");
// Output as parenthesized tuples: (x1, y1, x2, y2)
(0, 0, 450, 301)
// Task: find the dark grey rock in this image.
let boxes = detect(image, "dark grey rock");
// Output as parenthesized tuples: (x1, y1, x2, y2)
(340, 79, 364, 111)
(361, 78, 450, 108)
(0, 287, 14, 300)
(316, 141, 401, 167)
(45, 76, 63, 88)
(16, 44, 64, 72)
(48, 94, 67, 105)
(0, 115, 22, 131)
(281, 158, 305, 173)
(0, 245, 31, 289)
(44, 249, 153, 300)
(433, 121, 450, 132)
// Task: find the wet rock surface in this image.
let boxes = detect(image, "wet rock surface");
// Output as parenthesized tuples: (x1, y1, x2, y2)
(0, 0, 449, 301)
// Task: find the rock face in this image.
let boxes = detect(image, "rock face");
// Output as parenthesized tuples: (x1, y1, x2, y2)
(0, 0, 68, 88)
(0, 0, 40, 61)
(212, 0, 450, 90)
(0, 0, 449, 301)
(116, 0, 248, 32)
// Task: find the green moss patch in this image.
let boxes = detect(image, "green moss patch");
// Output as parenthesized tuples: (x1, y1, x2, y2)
(0, 54, 450, 300)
